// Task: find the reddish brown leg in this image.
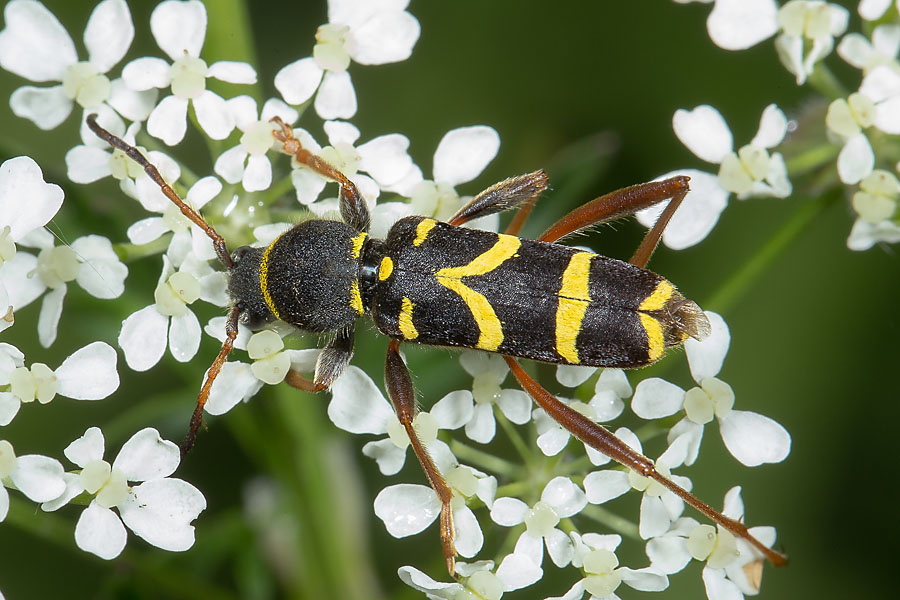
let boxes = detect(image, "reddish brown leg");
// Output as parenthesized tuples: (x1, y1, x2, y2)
(181, 305, 241, 457)
(271, 116, 370, 233)
(504, 355, 787, 566)
(385, 339, 457, 575)
(283, 371, 326, 392)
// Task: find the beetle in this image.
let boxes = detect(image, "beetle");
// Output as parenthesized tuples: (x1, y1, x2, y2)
(86, 114, 787, 574)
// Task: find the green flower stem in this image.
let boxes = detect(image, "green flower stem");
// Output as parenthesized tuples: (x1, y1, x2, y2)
(705, 192, 835, 315)
(807, 63, 848, 101)
(449, 439, 523, 478)
(784, 143, 841, 177)
(259, 174, 299, 208)
(495, 409, 538, 469)
(4, 497, 238, 600)
(580, 503, 640, 540)
(114, 237, 171, 263)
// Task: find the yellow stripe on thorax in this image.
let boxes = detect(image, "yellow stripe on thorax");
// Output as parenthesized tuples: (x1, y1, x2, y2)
(379, 256, 394, 281)
(350, 281, 363, 315)
(414, 218, 437, 246)
(555, 251, 595, 363)
(637, 280, 675, 362)
(435, 234, 520, 351)
(350, 232, 367, 258)
(399, 297, 418, 339)
(259, 234, 284, 321)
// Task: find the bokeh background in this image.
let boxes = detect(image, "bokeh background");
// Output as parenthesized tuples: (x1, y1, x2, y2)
(1, 1, 896, 599)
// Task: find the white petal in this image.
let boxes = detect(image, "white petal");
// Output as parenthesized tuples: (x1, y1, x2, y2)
(0, 0, 76, 81)
(860, 65, 900, 103)
(707, 0, 778, 50)
(323, 119, 360, 146)
(433, 126, 500, 186)
(119, 305, 168, 371)
(66, 145, 112, 183)
(0, 156, 64, 240)
(874, 96, 900, 134)
(242, 155, 272, 192)
(858, 0, 892, 20)
(465, 403, 496, 443)
(490, 496, 529, 526)
(668, 418, 704, 466)
(314, 70, 357, 120)
(750, 104, 788, 149)
(147, 95, 189, 146)
(454, 505, 484, 557)
(75, 502, 127, 559)
(127, 217, 167, 245)
(685, 311, 729, 382)
(72, 234, 128, 299)
(40, 471, 83, 512)
(673, 106, 733, 163)
(639, 495, 671, 539)
(347, 10, 420, 64)
(719, 410, 791, 466)
(702, 566, 743, 600)
(556, 364, 595, 388)
(213, 145, 247, 184)
(545, 527, 574, 567)
(107, 77, 158, 121)
(637, 170, 729, 250)
(121, 56, 172, 91)
(632, 378, 685, 419)
(205, 361, 262, 415)
(65, 426, 105, 466)
(496, 552, 543, 591)
(361, 438, 407, 475)
(119, 478, 206, 551)
(328, 366, 393, 434)
(10, 454, 65, 502)
(837, 133, 875, 184)
(274, 57, 323, 105)
(55, 341, 119, 400)
(358, 134, 414, 186)
(169, 309, 201, 362)
(583, 470, 631, 504)
(84, 0, 133, 73)
(373, 483, 440, 537)
(542, 476, 586, 518)
(150, 0, 207, 61)
(398, 565, 463, 596)
(646, 535, 692, 574)
(9, 85, 72, 130)
(369, 201, 413, 239)
(0, 392, 21, 426)
(112, 428, 179, 481)
(260, 97, 297, 123)
(194, 90, 234, 140)
(0, 252, 44, 310)
(619, 567, 669, 592)
(537, 427, 570, 456)
(513, 531, 544, 567)
(497, 389, 531, 424)
(430, 390, 474, 429)
(37, 285, 65, 347)
(186, 176, 222, 210)
(207, 60, 257, 84)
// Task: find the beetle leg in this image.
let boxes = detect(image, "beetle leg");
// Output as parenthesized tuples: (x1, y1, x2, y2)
(504, 355, 789, 567)
(271, 116, 370, 233)
(385, 339, 458, 575)
(181, 305, 241, 457)
(448, 170, 548, 227)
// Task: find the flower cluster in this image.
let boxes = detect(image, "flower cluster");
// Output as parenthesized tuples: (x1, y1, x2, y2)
(0, 1, 802, 599)
(659, 0, 900, 252)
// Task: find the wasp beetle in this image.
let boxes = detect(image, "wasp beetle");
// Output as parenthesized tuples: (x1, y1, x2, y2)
(86, 114, 787, 573)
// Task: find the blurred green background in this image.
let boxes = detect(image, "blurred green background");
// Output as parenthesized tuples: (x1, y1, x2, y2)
(1, 1, 897, 599)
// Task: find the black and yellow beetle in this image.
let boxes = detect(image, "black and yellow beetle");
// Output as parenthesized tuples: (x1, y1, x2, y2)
(87, 114, 787, 574)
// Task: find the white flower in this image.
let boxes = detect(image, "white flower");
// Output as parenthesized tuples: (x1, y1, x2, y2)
(547, 533, 668, 600)
(0, 0, 153, 130)
(395, 125, 502, 229)
(847, 169, 900, 250)
(583, 431, 692, 539)
(825, 93, 876, 184)
(0, 234, 128, 347)
(458, 351, 531, 444)
(327, 365, 470, 475)
(0, 439, 66, 521)
(859, 64, 900, 135)
(43, 427, 206, 560)
(398, 557, 542, 599)
(704, 0, 780, 51)
(637, 104, 790, 249)
(374, 462, 496, 559)
(631, 312, 791, 467)
(838, 25, 900, 75)
(857, 0, 900, 21)
(0, 155, 64, 269)
(274, 0, 420, 120)
(214, 97, 299, 192)
(489, 476, 587, 570)
(534, 369, 631, 466)
(0, 341, 119, 426)
(646, 488, 776, 600)
(121, 0, 257, 145)
(201, 325, 321, 417)
(118, 255, 225, 371)
(774, 1, 850, 85)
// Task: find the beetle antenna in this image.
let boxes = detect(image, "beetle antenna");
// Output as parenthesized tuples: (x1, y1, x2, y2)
(85, 114, 233, 269)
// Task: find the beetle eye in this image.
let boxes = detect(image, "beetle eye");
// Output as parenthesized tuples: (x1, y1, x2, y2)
(232, 245, 252, 264)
